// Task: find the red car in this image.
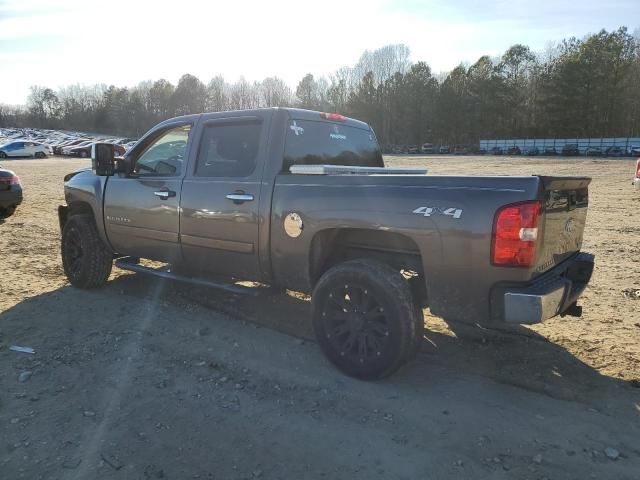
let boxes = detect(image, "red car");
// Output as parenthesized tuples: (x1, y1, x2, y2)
(54, 138, 90, 155)
(633, 158, 640, 189)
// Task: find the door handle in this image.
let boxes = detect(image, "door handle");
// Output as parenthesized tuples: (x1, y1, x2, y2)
(154, 190, 176, 200)
(225, 193, 254, 203)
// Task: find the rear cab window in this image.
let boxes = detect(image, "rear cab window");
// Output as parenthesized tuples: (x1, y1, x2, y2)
(283, 119, 383, 171)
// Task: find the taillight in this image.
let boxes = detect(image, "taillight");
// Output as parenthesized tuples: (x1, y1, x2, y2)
(319, 112, 345, 121)
(635, 158, 640, 178)
(10, 175, 20, 185)
(492, 201, 541, 267)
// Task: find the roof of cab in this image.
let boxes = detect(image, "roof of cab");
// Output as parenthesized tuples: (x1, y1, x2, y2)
(161, 108, 370, 131)
(281, 108, 370, 129)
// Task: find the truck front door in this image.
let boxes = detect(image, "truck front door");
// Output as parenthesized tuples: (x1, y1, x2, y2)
(179, 115, 267, 280)
(103, 123, 192, 262)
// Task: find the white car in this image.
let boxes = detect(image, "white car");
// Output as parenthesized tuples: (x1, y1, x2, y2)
(0, 141, 49, 158)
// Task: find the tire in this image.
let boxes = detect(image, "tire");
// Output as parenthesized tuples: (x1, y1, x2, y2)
(408, 302, 425, 359)
(311, 259, 419, 380)
(407, 276, 426, 359)
(79, 150, 88, 158)
(0, 206, 16, 218)
(61, 214, 112, 288)
(35, 151, 46, 158)
(0, 151, 6, 158)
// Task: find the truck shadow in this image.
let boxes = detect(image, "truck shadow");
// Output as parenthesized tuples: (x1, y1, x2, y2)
(2, 272, 638, 415)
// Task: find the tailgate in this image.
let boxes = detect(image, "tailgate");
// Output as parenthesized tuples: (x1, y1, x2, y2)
(534, 176, 590, 275)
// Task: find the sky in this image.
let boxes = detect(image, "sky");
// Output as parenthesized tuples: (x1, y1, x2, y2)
(0, 0, 638, 105)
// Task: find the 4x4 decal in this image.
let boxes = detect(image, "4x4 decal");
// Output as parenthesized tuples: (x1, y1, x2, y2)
(413, 206, 462, 219)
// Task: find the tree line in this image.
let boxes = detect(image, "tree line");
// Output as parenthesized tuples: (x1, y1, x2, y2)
(1, 27, 638, 146)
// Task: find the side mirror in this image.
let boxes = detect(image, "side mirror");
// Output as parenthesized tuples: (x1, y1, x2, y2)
(92, 143, 115, 176)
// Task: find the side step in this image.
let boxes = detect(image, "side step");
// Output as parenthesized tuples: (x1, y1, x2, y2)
(114, 258, 259, 296)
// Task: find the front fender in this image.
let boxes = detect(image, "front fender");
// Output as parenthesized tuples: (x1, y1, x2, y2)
(63, 170, 111, 247)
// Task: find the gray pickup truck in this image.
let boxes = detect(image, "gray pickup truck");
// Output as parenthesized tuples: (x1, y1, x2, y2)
(59, 108, 594, 379)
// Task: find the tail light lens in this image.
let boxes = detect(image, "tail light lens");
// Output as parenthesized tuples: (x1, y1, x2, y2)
(492, 201, 541, 267)
(635, 159, 640, 177)
(1, 175, 20, 185)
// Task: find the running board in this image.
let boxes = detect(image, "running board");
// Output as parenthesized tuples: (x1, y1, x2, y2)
(114, 258, 259, 296)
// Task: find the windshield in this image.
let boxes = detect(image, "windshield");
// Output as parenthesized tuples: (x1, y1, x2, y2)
(283, 119, 383, 171)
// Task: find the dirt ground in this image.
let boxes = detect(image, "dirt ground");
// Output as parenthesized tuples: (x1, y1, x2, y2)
(0, 155, 638, 480)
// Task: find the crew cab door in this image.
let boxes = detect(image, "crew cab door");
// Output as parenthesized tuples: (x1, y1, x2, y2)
(103, 123, 192, 262)
(179, 114, 269, 280)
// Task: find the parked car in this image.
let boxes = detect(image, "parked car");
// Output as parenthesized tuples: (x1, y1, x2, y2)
(490, 146, 503, 155)
(633, 158, 640, 189)
(543, 147, 557, 156)
(438, 145, 450, 154)
(55, 138, 90, 155)
(453, 145, 468, 155)
(62, 141, 94, 156)
(605, 146, 625, 157)
(561, 144, 580, 156)
(66, 142, 126, 158)
(420, 143, 434, 154)
(0, 165, 23, 217)
(506, 146, 521, 155)
(629, 145, 640, 156)
(0, 141, 49, 158)
(584, 147, 603, 156)
(407, 145, 420, 154)
(524, 147, 539, 156)
(58, 108, 594, 380)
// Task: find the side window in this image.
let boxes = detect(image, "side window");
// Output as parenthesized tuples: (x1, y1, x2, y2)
(195, 121, 262, 177)
(133, 125, 191, 176)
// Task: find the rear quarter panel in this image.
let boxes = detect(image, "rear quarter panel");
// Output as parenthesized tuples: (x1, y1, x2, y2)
(271, 174, 542, 323)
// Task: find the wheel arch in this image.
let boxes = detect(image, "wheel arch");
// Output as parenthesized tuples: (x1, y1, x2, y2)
(59, 201, 102, 239)
(308, 228, 428, 306)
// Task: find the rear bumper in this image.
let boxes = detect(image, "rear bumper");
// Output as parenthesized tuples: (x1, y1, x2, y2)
(491, 252, 594, 324)
(0, 189, 23, 208)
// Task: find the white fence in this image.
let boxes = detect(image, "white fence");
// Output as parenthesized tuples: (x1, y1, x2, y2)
(480, 137, 640, 153)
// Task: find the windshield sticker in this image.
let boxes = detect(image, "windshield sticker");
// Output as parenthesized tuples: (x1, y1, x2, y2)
(329, 125, 347, 140)
(290, 121, 304, 136)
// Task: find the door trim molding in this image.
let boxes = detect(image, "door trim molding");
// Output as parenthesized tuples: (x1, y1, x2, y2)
(109, 223, 179, 243)
(181, 233, 254, 254)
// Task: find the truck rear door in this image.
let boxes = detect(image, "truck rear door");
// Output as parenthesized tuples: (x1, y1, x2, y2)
(535, 177, 591, 274)
(179, 113, 270, 279)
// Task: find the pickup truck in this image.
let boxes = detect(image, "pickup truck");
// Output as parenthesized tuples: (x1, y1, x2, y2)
(58, 108, 594, 379)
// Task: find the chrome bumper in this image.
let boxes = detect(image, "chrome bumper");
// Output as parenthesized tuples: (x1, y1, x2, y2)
(504, 282, 568, 324)
(495, 252, 594, 324)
